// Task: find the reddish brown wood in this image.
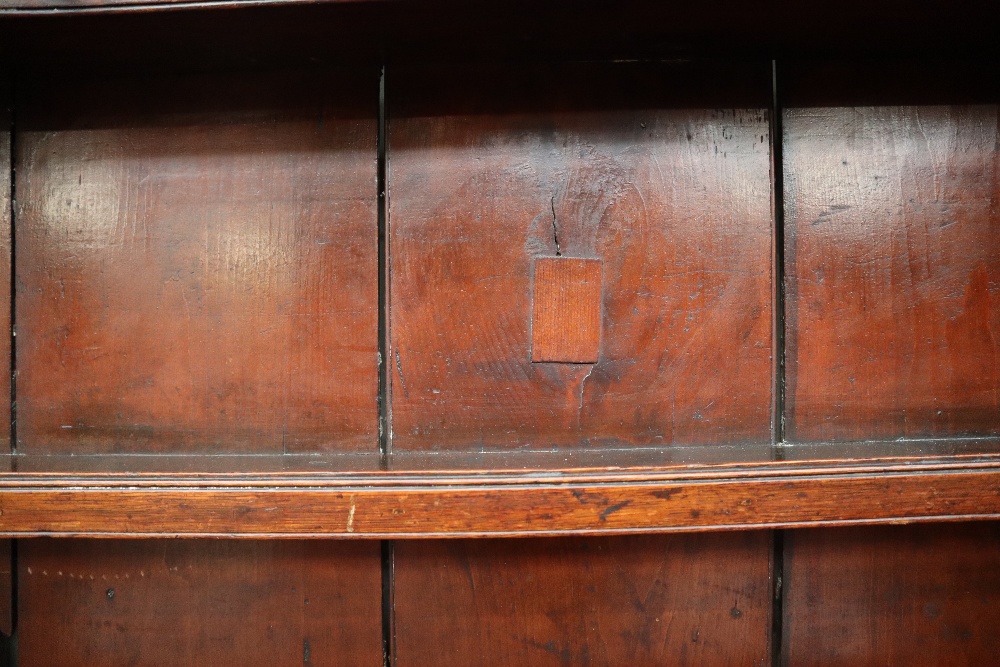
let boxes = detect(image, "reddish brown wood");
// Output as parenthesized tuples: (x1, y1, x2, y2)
(531, 257, 602, 364)
(784, 103, 1000, 442)
(15, 69, 379, 454)
(389, 62, 773, 451)
(784, 523, 1000, 666)
(18, 538, 382, 666)
(2, 456, 1000, 536)
(393, 533, 772, 666)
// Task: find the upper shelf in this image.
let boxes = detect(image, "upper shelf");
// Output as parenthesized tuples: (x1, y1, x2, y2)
(1, 49, 999, 539)
(2, 441, 1000, 537)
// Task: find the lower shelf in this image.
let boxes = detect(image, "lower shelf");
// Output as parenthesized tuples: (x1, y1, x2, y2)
(2, 440, 1000, 537)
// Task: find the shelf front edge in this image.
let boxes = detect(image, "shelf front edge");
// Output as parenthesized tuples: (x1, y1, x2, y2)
(2, 464, 999, 537)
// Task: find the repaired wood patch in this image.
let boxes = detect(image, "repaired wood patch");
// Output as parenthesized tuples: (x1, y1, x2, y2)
(531, 257, 602, 363)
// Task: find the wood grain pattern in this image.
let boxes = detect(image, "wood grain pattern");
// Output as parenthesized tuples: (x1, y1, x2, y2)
(531, 257, 602, 364)
(393, 533, 772, 667)
(389, 62, 773, 451)
(783, 523, 1000, 666)
(784, 103, 1000, 442)
(15, 69, 379, 454)
(18, 539, 382, 666)
(3, 457, 1000, 536)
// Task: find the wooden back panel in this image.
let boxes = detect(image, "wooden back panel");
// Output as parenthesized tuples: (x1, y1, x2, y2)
(388, 62, 774, 452)
(18, 539, 383, 667)
(15, 69, 379, 454)
(393, 533, 773, 666)
(784, 63, 1000, 442)
(783, 523, 1000, 666)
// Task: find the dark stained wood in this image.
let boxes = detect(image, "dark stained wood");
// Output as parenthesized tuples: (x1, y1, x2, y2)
(390, 437, 1000, 469)
(531, 257, 602, 364)
(0, 88, 9, 646)
(15, 69, 379, 454)
(393, 533, 772, 666)
(783, 523, 1000, 666)
(0, 4, 387, 81)
(0, 540, 10, 637)
(781, 60, 1000, 108)
(1, 0, 365, 6)
(3, 455, 1000, 536)
(18, 538, 382, 666)
(784, 103, 1000, 442)
(6, 452, 383, 474)
(1, 436, 999, 475)
(0, 78, 9, 454)
(3, 2, 1000, 69)
(7, 438, 1000, 473)
(389, 62, 773, 452)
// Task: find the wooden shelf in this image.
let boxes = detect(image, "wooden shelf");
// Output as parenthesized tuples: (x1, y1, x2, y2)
(1, 5, 999, 546)
(3, 442, 1000, 537)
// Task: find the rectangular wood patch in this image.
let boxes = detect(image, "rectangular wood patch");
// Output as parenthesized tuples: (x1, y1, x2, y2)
(531, 257, 602, 363)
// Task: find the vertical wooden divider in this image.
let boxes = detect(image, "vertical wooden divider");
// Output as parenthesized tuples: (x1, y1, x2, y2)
(378, 64, 396, 667)
(770, 58, 787, 667)
(0, 70, 14, 641)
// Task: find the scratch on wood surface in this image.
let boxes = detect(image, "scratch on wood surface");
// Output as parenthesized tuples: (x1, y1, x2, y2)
(579, 365, 594, 411)
(346, 496, 356, 533)
(395, 349, 408, 398)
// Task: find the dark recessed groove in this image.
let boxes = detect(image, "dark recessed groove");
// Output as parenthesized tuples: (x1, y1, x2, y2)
(770, 58, 787, 455)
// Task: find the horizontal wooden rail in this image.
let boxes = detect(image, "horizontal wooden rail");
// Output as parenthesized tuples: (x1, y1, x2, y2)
(0, 0, 359, 13)
(2, 452, 1000, 537)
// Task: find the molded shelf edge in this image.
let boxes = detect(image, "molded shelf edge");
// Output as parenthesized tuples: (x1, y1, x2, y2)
(1, 462, 999, 537)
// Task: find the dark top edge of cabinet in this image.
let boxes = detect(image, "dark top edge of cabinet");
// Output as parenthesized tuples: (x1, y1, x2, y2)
(3, 1, 1000, 68)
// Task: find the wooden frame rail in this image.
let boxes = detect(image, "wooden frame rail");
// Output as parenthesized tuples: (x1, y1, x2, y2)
(3, 448, 1000, 537)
